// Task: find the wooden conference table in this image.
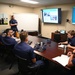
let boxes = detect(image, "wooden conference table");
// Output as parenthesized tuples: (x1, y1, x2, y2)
(16, 35, 73, 69)
(28, 35, 74, 70)
(15, 35, 73, 70)
(28, 35, 64, 61)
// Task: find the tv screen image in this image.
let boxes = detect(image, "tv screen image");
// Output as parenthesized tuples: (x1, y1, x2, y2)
(72, 7, 75, 24)
(42, 8, 61, 24)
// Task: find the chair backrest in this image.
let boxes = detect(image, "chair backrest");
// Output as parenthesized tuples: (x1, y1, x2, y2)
(70, 66, 75, 74)
(16, 55, 31, 73)
(16, 55, 41, 75)
(16, 55, 29, 65)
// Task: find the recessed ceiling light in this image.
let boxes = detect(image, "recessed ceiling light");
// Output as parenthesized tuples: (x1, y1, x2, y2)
(21, 0, 39, 4)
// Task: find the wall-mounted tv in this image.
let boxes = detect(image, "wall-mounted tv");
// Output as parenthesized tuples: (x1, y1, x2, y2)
(72, 7, 75, 24)
(42, 8, 61, 24)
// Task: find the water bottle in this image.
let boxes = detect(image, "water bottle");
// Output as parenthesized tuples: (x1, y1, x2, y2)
(64, 45, 67, 54)
(40, 42, 43, 46)
(2, 18, 4, 24)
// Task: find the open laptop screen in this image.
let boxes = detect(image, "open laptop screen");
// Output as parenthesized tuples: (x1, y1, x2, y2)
(60, 30, 66, 34)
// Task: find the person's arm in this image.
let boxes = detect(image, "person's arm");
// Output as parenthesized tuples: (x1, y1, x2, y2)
(67, 51, 72, 57)
(10, 23, 17, 26)
(30, 48, 36, 63)
(67, 44, 75, 49)
(9, 20, 18, 26)
(67, 54, 74, 68)
(59, 38, 70, 45)
(32, 58, 36, 63)
(59, 41, 68, 45)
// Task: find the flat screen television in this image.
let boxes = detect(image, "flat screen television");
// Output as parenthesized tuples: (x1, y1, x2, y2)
(42, 8, 61, 24)
(72, 7, 75, 24)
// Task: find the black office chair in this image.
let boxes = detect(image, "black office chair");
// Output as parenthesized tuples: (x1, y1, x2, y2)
(0, 42, 16, 69)
(0, 42, 6, 57)
(69, 67, 75, 75)
(5, 45, 17, 69)
(16, 55, 40, 75)
(54, 34, 61, 43)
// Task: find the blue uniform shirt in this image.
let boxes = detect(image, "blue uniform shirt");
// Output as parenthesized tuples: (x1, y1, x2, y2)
(14, 42, 35, 61)
(0, 35, 2, 42)
(68, 36, 75, 46)
(72, 58, 75, 66)
(9, 19, 18, 31)
(0, 35, 17, 46)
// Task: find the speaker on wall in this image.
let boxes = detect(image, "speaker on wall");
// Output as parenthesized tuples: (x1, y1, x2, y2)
(66, 19, 69, 22)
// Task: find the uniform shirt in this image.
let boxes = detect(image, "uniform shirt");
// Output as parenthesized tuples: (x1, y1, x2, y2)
(72, 58, 75, 65)
(0, 36, 17, 46)
(68, 36, 75, 46)
(9, 19, 18, 31)
(14, 42, 35, 61)
(0, 35, 2, 42)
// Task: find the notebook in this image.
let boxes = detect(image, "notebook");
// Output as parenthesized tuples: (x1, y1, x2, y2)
(52, 54, 69, 66)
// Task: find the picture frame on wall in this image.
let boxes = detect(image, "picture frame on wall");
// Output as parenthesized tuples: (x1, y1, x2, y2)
(0, 13, 8, 25)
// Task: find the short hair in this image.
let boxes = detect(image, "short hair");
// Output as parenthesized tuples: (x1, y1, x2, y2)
(11, 15, 14, 17)
(67, 30, 75, 37)
(21, 29, 24, 32)
(4, 28, 12, 35)
(20, 31, 28, 42)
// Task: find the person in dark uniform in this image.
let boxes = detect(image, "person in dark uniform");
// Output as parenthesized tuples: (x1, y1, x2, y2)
(67, 50, 75, 67)
(14, 31, 44, 67)
(9, 15, 18, 36)
(9, 15, 18, 32)
(0, 28, 17, 46)
(66, 50, 75, 75)
(60, 30, 75, 49)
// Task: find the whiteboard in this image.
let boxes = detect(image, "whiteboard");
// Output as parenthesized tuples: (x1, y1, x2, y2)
(14, 13, 38, 31)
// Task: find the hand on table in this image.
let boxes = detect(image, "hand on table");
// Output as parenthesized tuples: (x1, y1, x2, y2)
(67, 51, 72, 57)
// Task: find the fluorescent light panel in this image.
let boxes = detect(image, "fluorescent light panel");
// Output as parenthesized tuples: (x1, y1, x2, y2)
(21, 0, 39, 4)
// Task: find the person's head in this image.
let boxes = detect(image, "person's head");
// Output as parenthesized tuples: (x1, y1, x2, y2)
(21, 29, 24, 32)
(67, 30, 75, 39)
(20, 31, 28, 42)
(11, 15, 14, 20)
(6, 29, 14, 37)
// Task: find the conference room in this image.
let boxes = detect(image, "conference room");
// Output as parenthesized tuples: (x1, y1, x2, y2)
(0, 0, 75, 75)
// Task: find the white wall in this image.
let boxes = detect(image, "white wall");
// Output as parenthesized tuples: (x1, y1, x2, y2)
(33, 4, 75, 38)
(0, 3, 33, 32)
(0, 3, 75, 38)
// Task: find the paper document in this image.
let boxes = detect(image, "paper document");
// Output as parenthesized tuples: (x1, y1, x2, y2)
(58, 45, 64, 48)
(52, 54, 70, 66)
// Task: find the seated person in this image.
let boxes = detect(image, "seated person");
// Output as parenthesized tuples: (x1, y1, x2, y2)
(59, 30, 75, 49)
(0, 29, 7, 37)
(0, 28, 17, 46)
(0, 28, 15, 38)
(14, 31, 44, 67)
(67, 50, 75, 68)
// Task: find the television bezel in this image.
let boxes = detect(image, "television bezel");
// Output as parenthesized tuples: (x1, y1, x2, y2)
(42, 8, 61, 24)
